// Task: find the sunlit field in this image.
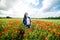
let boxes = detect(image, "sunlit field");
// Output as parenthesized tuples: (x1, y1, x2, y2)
(0, 18, 60, 40)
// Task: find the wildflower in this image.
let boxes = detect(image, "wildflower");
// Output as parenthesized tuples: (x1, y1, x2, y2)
(53, 24, 57, 28)
(58, 32, 60, 36)
(45, 37, 49, 40)
(45, 22, 52, 26)
(9, 21, 13, 25)
(36, 32, 38, 36)
(50, 29, 56, 34)
(0, 33, 2, 37)
(14, 30, 20, 34)
(25, 29, 29, 32)
(29, 28, 33, 32)
(58, 25, 60, 28)
(36, 20, 40, 24)
(23, 33, 27, 38)
(2, 32, 5, 34)
(3, 27, 8, 34)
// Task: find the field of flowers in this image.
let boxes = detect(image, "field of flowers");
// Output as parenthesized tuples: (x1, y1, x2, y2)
(0, 19, 60, 40)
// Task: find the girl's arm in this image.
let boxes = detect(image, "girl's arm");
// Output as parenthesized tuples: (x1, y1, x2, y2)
(23, 18, 26, 25)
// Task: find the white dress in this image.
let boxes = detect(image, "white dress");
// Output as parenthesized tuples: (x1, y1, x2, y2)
(27, 17, 30, 25)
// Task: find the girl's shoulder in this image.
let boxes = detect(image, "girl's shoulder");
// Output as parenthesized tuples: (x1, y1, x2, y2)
(28, 17, 30, 18)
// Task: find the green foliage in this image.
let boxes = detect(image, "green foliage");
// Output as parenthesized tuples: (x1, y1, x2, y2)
(0, 26, 4, 33)
(0, 19, 60, 40)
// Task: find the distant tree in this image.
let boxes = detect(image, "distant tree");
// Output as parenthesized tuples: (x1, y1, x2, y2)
(6, 16, 12, 18)
(0, 17, 1, 18)
(47, 16, 60, 19)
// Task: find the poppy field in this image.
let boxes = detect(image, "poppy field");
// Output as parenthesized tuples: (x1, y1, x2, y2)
(0, 19, 60, 40)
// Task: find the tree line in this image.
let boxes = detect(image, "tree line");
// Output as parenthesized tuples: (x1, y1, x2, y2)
(0, 16, 60, 19)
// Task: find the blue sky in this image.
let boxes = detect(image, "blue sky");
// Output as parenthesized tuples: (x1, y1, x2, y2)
(30, 0, 43, 9)
(0, 0, 60, 18)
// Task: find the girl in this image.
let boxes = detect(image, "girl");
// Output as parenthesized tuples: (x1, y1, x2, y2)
(23, 12, 31, 28)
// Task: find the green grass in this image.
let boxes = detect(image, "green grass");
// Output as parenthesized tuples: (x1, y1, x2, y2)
(0, 18, 60, 25)
(0, 18, 60, 40)
(32, 19, 60, 25)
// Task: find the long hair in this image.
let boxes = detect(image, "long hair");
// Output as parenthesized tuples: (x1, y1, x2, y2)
(24, 12, 28, 19)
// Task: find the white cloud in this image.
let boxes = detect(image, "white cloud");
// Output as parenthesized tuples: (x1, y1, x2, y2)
(30, 11, 60, 18)
(30, 0, 60, 18)
(0, 0, 40, 18)
(40, 0, 60, 12)
(0, 0, 6, 9)
(0, 0, 17, 10)
(0, 0, 60, 18)
(25, 0, 39, 6)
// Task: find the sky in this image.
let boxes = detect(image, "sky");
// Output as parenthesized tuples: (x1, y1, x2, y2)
(0, 0, 60, 18)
